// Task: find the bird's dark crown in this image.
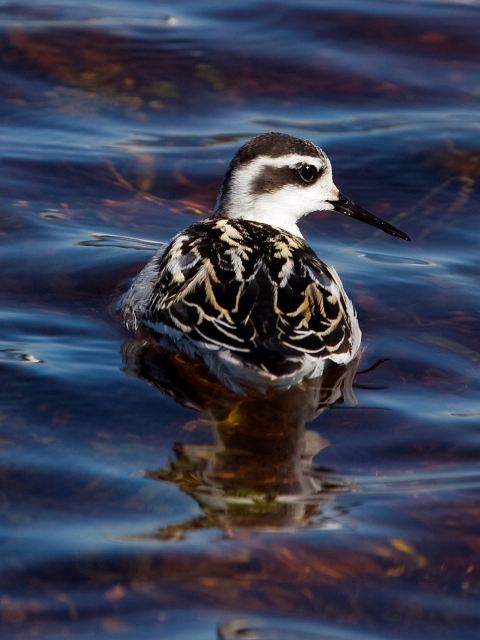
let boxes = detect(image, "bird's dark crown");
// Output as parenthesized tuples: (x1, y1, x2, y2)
(231, 132, 320, 166)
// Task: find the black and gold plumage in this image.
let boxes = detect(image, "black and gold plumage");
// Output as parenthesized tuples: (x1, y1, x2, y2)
(122, 217, 359, 385)
(121, 132, 409, 390)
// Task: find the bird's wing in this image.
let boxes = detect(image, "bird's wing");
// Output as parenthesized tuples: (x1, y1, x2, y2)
(267, 239, 359, 363)
(126, 218, 360, 370)
(139, 219, 262, 352)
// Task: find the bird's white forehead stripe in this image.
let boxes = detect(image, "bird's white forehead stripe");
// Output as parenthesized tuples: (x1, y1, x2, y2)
(230, 153, 327, 197)
(242, 153, 324, 171)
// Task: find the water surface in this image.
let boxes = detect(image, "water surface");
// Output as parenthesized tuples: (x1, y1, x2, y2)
(1, 1, 480, 638)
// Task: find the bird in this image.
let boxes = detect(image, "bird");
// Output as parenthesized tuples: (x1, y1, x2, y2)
(121, 132, 410, 391)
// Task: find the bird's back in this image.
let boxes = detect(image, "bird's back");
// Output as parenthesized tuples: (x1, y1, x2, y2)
(122, 217, 361, 387)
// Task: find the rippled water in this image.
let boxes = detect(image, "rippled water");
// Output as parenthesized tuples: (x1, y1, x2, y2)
(1, 1, 480, 638)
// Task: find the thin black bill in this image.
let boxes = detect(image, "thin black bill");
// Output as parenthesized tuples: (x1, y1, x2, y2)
(328, 194, 411, 241)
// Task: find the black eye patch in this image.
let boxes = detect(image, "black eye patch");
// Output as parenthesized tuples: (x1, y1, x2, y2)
(297, 163, 320, 184)
(250, 163, 323, 196)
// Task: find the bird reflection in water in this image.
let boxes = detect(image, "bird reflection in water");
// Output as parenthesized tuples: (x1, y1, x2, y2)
(122, 341, 368, 538)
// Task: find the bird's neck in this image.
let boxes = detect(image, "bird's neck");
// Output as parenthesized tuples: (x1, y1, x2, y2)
(215, 207, 302, 238)
(214, 192, 304, 238)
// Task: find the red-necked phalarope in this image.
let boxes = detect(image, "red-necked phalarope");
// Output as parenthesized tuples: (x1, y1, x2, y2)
(121, 132, 410, 390)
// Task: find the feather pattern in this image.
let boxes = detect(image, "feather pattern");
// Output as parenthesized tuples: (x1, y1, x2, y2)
(122, 216, 361, 385)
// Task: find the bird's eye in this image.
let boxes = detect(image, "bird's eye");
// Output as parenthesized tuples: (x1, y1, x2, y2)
(298, 164, 318, 183)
